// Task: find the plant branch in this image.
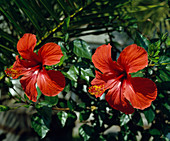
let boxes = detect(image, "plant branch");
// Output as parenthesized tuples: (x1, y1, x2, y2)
(35, 6, 84, 49)
(52, 106, 97, 111)
(0, 44, 18, 54)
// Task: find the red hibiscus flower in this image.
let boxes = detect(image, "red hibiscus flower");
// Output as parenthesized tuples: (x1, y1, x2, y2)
(5, 33, 65, 102)
(88, 44, 157, 114)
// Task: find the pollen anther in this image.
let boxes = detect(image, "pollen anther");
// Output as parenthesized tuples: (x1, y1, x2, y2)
(88, 85, 105, 95)
(5, 68, 21, 78)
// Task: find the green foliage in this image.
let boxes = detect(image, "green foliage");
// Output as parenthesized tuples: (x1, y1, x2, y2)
(36, 85, 42, 101)
(31, 113, 50, 138)
(56, 111, 68, 127)
(0, 105, 10, 112)
(79, 124, 95, 141)
(79, 110, 91, 122)
(71, 39, 92, 60)
(148, 40, 161, 63)
(120, 114, 131, 126)
(56, 111, 77, 127)
(44, 96, 59, 106)
(143, 107, 155, 123)
(135, 31, 151, 51)
(149, 128, 161, 136)
(31, 106, 52, 138)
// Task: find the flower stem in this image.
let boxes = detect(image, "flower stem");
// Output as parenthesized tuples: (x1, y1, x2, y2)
(52, 107, 70, 111)
(52, 106, 97, 111)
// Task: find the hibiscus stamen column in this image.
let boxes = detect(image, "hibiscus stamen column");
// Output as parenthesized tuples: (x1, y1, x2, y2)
(5, 68, 21, 78)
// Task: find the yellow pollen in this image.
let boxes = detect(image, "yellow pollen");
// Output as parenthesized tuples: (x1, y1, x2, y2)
(5, 68, 21, 78)
(88, 85, 105, 95)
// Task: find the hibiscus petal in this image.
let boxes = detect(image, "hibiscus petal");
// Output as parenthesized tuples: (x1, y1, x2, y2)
(117, 44, 148, 73)
(90, 71, 125, 98)
(105, 80, 134, 114)
(38, 43, 63, 66)
(37, 68, 65, 96)
(123, 77, 157, 110)
(91, 71, 120, 88)
(6, 55, 41, 79)
(89, 71, 106, 98)
(92, 44, 123, 73)
(5, 56, 27, 79)
(91, 71, 106, 86)
(20, 69, 39, 102)
(17, 33, 38, 60)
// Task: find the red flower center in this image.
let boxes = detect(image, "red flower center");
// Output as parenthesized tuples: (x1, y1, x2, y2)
(88, 73, 127, 96)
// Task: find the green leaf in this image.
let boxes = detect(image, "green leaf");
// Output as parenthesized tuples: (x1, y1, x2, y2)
(66, 65, 79, 81)
(165, 36, 170, 46)
(148, 41, 161, 63)
(58, 52, 67, 66)
(163, 103, 170, 111)
(57, 111, 68, 127)
(23, 105, 30, 108)
(44, 95, 59, 106)
(21, 0, 50, 29)
(149, 129, 161, 135)
(137, 118, 143, 126)
(31, 113, 50, 138)
(31, 105, 52, 138)
(98, 135, 107, 141)
(158, 55, 170, 64)
(5, 77, 13, 88)
(66, 112, 77, 126)
(135, 32, 151, 51)
(120, 114, 131, 126)
(78, 102, 86, 109)
(59, 102, 67, 108)
(56, 0, 71, 15)
(0, 7, 25, 33)
(58, 41, 68, 53)
(0, 29, 18, 45)
(71, 39, 92, 59)
(0, 105, 10, 112)
(31, 106, 52, 138)
(160, 32, 168, 42)
(67, 100, 74, 111)
(98, 113, 104, 128)
(39, 0, 60, 23)
(156, 69, 170, 82)
(79, 124, 95, 141)
(79, 110, 91, 122)
(14, 1, 42, 35)
(143, 108, 155, 123)
(63, 16, 70, 32)
(36, 85, 42, 101)
(81, 68, 94, 77)
(0, 44, 17, 54)
(131, 70, 144, 77)
(56, 111, 77, 127)
(64, 33, 69, 42)
(36, 106, 52, 123)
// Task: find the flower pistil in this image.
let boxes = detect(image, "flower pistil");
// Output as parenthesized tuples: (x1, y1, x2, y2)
(88, 85, 105, 96)
(5, 68, 21, 78)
